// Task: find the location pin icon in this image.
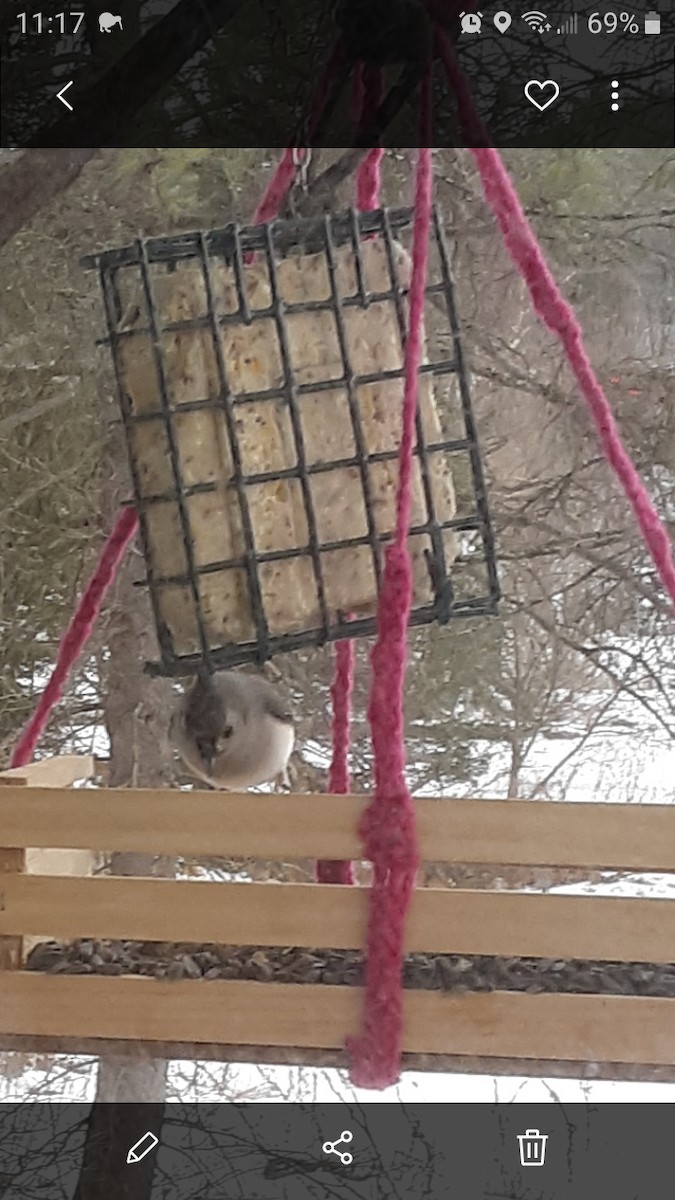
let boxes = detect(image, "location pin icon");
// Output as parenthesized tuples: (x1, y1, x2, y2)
(494, 11, 512, 32)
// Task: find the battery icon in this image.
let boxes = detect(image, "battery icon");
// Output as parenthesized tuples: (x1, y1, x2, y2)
(644, 11, 661, 34)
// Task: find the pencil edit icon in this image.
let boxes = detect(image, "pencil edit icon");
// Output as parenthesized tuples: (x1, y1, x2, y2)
(127, 1131, 159, 1165)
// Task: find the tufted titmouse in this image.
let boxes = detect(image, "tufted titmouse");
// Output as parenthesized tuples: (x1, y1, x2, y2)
(171, 670, 295, 790)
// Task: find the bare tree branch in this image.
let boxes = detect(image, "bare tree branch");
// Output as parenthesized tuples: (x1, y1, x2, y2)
(0, 393, 74, 436)
(0, 149, 96, 252)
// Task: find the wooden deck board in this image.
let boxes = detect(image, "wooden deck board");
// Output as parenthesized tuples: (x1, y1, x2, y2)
(1, 875, 673, 962)
(0, 974, 672, 1067)
(0, 786, 674, 868)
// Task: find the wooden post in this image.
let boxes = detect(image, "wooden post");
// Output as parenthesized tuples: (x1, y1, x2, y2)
(0, 755, 95, 963)
(0, 774, 26, 970)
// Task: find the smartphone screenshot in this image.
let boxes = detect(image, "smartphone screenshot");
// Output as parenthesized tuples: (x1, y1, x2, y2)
(0, 3, 673, 1197)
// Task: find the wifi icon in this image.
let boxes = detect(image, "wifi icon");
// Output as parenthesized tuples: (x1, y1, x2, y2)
(522, 10, 552, 31)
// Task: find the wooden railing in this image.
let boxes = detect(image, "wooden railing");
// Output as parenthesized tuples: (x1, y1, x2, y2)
(1, 757, 674, 1080)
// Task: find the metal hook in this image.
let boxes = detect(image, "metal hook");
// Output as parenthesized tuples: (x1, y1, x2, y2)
(291, 146, 313, 193)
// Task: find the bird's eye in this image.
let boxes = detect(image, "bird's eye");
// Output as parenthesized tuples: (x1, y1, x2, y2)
(222, 724, 234, 740)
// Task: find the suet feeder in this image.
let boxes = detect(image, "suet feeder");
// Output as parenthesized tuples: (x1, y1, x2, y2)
(83, 206, 498, 676)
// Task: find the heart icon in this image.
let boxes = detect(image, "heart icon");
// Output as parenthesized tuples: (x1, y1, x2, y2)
(524, 79, 560, 111)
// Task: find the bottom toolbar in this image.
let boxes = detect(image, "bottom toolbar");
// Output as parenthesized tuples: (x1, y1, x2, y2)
(0, 1102, 671, 1198)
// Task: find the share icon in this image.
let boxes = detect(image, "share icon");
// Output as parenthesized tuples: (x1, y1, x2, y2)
(322, 1130, 353, 1165)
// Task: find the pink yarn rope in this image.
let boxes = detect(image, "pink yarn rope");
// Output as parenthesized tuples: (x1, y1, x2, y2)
(249, 148, 299, 229)
(10, 507, 138, 768)
(317, 634, 356, 885)
(469, 147, 675, 605)
(435, 39, 675, 607)
(348, 129, 434, 1090)
(354, 66, 385, 212)
(315, 64, 387, 888)
(317, 65, 385, 887)
(435, 29, 489, 146)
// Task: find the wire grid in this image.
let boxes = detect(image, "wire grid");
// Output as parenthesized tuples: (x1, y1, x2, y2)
(83, 206, 499, 676)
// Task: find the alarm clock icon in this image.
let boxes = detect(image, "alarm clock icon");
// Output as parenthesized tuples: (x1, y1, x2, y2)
(460, 12, 483, 33)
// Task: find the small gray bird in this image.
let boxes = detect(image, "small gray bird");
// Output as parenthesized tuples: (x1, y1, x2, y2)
(171, 670, 295, 790)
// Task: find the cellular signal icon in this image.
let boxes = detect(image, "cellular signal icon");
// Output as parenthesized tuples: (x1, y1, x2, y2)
(556, 13, 578, 34)
(522, 10, 552, 31)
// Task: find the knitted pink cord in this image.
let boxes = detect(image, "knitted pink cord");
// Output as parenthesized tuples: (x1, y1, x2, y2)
(249, 149, 298, 229)
(348, 126, 434, 1090)
(317, 634, 357, 885)
(317, 64, 384, 886)
(354, 66, 385, 212)
(11, 507, 138, 768)
(436, 33, 675, 607)
(470, 146, 675, 606)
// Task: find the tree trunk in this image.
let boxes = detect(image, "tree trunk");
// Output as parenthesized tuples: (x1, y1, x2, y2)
(0, 150, 97, 252)
(72, 1102, 165, 1200)
(74, 421, 175, 1196)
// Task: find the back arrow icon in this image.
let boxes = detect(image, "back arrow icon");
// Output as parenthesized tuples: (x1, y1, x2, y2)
(57, 81, 74, 110)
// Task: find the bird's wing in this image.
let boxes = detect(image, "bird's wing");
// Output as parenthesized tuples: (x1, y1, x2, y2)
(262, 691, 294, 725)
(184, 674, 227, 739)
(255, 680, 294, 726)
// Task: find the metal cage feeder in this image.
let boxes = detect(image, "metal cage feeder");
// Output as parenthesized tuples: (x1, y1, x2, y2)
(84, 206, 499, 676)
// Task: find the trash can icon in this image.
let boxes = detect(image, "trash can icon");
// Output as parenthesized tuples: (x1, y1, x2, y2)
(518, 1129, 548, 1166)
